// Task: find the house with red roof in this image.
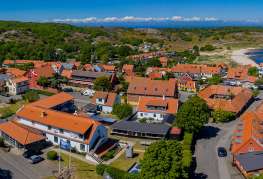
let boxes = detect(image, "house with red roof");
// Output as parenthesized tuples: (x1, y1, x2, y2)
(6, 76, 29, 95)
(137, 96, 178, 123)
(11, 92, 108, 155)
(178, 74, 197, 92)
(91, 91, 120, 113)
(227, 66, 257, 86)
(127, 77, 178, 105)
(231, 103, 263, 177)
(198, 85, 253, 115)
(122, 64, 134, 76)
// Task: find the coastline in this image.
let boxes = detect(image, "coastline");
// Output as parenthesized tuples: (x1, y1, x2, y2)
(231, 48, 259, 67)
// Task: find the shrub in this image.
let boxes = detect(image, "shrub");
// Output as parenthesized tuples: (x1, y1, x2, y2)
(182, 133, 193, 179)
(1, 108, 14, 119)
(101, 149, 116, 161)
(47, 150, 58, 160)
(23, 90, 40, 102)
(112, 103, 133, 119)
(0, 137, 5, 147)
(96, 164, 107, 176)
(212, 109, 235, 123)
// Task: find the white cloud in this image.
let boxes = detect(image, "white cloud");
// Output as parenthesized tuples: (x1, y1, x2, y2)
(52, 16, 220, 23)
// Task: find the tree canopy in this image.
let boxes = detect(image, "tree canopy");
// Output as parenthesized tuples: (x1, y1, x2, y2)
(212, 109, 235, 123)
(93, 76, 112, 91)
(112, 103, 133, 119)
(248, 67, 259, 77)
(208, 75, 223, 85)
(174, 96, 210, 133)
(140, 140, 184, 179)
(22, 90, 40, 102)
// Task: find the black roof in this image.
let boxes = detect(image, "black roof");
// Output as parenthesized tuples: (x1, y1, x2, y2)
(72, 70, 111, 78)
(111, 120, 170, 135)
(236, 151, 263, 172)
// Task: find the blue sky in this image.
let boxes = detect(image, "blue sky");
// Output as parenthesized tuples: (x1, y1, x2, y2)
(1, 0, 263, 22)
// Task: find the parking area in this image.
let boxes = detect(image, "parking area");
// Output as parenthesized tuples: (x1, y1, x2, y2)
(0, 149, 58, 179)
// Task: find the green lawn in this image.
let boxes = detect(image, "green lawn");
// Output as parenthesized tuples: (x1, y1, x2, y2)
(0, 100, 25, 119)
(110, 152, 144, 171)
(54, 153, 102, 179)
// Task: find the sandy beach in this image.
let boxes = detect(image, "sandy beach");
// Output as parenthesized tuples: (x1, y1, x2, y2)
(231, 48, 259, 67)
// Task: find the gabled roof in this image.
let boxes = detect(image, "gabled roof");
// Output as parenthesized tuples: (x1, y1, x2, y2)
(127, 78, 177, 97)
(137, 96, 178, 114)
(6, 68, 26, 77)
(227, 66, 257, 83)
(11, 76, 29, 84)
(31, 64, 55, 78)
(91, 91, 117, 107)
(198, 85, 253, 113)
(0, 120, 45, 145)
(30, 92, 73, 109)
(236, 151, 263, 172)
(61, 69, 72, 79)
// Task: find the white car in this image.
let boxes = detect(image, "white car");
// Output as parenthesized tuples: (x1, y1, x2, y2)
(81, 89, 95, 96)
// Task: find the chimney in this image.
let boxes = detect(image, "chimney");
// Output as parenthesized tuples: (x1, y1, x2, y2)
(163, 95, 165, 101)
(41, 111, 47, 118)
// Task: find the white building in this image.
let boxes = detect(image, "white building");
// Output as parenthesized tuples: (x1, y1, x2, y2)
(6, 76, 29, 95)
(16, 93, 108, 153)
(137, 96, 178, 123)
(92, 91, 120, 113)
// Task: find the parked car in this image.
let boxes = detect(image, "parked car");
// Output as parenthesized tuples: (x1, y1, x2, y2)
(29, 155, 44, 164)
(0, 169, 11, 179)
(81, 89, 95, 96)
(62, 88, 73, 92)
(217, 147, 227, 157)
(23, 150, 42, 159)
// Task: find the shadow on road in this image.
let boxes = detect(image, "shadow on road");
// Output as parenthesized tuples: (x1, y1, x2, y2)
(195, 125, 220, 140)
(191, 157, 208, 179)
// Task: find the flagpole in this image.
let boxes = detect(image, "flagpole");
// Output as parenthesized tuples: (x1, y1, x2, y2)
(59, 140, 61, 175)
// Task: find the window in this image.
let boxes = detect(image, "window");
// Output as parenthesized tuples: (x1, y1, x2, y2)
(153, 113, 156, 117)
(48, 126, 51, 130)
(54, 136, 58, 143)
(59, 129, 64, 134)
(80, 144, 85, 151)
(31, 121, 35, 125)
(79, 134, 83, 139)
(98, 98, 103, 102)
(140, 113, 143, 117)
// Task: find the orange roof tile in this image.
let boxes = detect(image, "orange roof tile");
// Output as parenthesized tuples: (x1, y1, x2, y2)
(127, 77, 177, 98)
(198, 85, 253, 113)
(102, 65, 116, 72)
(91, 91, 117, 107)
(227, 66, 257, 82)
(172, 64, 220, 75)
(83, 64, 94, 71)
(137, 96, 178, 114)
(61, 70, 72, 79)
(6, 68, 26, 77)
(0, 120, 45, 145)
(11, 76, 29, 83)
(30, 92, 74, 109)
(31, 64, 55, 78)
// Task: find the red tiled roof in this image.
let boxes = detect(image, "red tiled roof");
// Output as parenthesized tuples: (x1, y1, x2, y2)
(198, 85, 253, 113)
(127, 78, 177, 97)
(30, 64, 55, 78)
(61, 70, 72, 79)
(101, 65, 116, 72)
(6, 68, 26, 77)
(12, 76, 29, 83)
(91, 91, 117, 107)
(137, 96, 178, 114)
(83, 64, 94, 71)
(172, 64, 221, 75)
(0, 120, 45, 145)
(227, 66, 257, 82)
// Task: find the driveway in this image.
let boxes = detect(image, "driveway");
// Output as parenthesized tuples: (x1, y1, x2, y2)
(194, 91, 263, 179)
(0, 149, 58, 179)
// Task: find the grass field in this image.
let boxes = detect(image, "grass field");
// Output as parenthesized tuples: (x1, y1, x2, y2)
(0, 100, 25, 119)
(110, 152, 144, 171)
(53, 153, 102, 179)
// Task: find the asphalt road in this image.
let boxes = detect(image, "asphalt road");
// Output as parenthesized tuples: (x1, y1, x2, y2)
(194, 91, 263, 179)
(0, 150, 57, 179)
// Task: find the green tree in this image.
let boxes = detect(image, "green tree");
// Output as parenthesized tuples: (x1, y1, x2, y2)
(0, 137, 5, 147)
(37, 76, 50, 87)
(255, 78, 263, 85)
(23, 90, 40, 102)
(193, 45, 200, 56)
(212, 109, 235, 123)
(47, 150, 58, 160)
(248, 67, 259, 77)
(112, 103, 133, 119)
(93, 76, 112, 91)
(208, 75, 223, 85)
(140, 140, 184, 179)
(175, 96, 210, 133)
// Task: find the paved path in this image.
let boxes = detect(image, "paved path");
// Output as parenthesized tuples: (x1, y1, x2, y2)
(194, 92, 263, 179)
(0, 149, 57, 179)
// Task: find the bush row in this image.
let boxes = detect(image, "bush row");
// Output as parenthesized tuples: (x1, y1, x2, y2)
(96, 164, 138, 179)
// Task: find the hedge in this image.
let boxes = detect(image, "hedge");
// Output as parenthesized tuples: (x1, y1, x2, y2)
(47, 150, 58, 160)
(182, 132, 193, 178)
(0, 137, 4, 147)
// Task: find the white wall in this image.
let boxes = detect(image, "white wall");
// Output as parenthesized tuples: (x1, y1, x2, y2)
(137, 111, 165, 121)
(102, 106, 113, 113)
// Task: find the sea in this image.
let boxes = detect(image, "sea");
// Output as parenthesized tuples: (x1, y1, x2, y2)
(246, 49, 263, 64)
